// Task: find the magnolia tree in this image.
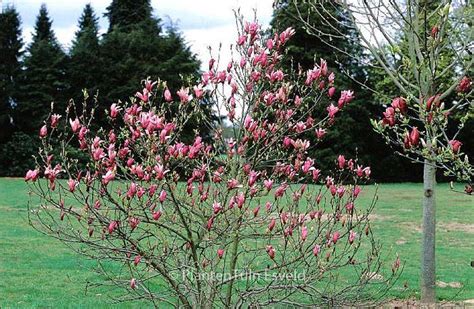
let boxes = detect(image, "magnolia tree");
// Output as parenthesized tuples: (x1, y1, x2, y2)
(25, 16, 398, 307)
(290, 0, 473, 303)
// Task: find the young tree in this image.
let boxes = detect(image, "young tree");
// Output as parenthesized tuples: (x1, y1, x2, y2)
(292, 0, 473, 303)
(16, 4, 66, 133)
(0, 6, 23, 143)
(26, 17, 398, 307)
(67, 4, 101, 102)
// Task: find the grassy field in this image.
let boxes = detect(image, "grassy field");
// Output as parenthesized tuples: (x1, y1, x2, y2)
(0, 178, 473, 307)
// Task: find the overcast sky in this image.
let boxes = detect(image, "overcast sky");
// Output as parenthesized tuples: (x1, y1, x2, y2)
(2, 0, 274, 70)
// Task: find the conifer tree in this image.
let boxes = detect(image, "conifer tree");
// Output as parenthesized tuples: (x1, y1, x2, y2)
(16, 4, 66, 133)
(67, 4, 101, 102)
(0, 6, 22, 143)
(270, 1, 403, 181)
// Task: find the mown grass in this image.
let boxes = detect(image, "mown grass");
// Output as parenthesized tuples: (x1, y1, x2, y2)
(0, 178, 473, 307)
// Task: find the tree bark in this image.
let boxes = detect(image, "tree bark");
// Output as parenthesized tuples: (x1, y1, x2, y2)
(421, 159, 436, 304)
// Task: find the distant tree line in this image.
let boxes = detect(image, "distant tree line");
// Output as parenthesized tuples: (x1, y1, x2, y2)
(0, 0, 201, 176)
(0, 0, 470, 181)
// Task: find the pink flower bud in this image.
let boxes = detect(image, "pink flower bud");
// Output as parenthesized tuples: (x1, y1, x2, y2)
(301, 226, 308, 241)
(159, 190, 167, 203)
(349, 230, 357, 244)
(449, 140, 462, 154)
(152, 210, 162, 220)
(50, 114, 61, 128)
(217, 249, 224, 259)
(266, 245, 275, 259)
(25, 169, 40, 182)
(69, 118, 80, 133)
(110, 103, 120, 118)
(68, 179, 77, 192)
(328, 87, 336, 98)
(130, 278, 137, 289)
(108, 221, 118, 234)
(39, 125, 48, 138)
(313, 245, 321, 256)
(337, 155, 346, 169)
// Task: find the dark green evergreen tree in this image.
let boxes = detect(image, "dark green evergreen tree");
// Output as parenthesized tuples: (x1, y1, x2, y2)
(16, 4, 66, 133)
(0, 6, 22, 143)
(100, 0, 200, 102)
(67, 4, 101, 102)
(270, 1, 406, 181)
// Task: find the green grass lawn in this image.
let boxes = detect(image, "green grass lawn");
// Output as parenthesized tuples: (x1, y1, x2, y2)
(0, 178, 473, 307)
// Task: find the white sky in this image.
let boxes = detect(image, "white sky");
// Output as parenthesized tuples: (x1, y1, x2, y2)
(2, 0, 274, 70)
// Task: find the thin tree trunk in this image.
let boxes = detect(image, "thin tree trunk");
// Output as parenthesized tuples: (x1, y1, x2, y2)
(421, 159, 436, 304)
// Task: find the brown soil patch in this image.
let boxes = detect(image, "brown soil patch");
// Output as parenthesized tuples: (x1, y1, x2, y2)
(438, 222, 474, 234)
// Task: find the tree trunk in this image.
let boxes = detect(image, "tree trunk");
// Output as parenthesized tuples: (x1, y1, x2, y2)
(421, 159, 436, 304)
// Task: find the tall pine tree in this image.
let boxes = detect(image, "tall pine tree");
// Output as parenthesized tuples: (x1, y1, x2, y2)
(16, 4, 66, 133)
(270, 1, 404, 181)
(67, 4, 101, 102)
(100, 0, 200, 102)
(0, 6, 22, 143)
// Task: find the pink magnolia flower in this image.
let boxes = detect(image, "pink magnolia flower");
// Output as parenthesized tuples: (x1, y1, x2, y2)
(193, 85, 204, 99)
(39, 125, 47, 138)
(279, 27, 295, 44)
(50, 114, 61, 128)
(349, 230, 357, 244)
(237, 34, 246, 46)
(235, 192, 245, 208)
(102, 170, 115, 185)
(263, 179, 273, 191)
(130, 278, 137, 289)
(248, 170, 259, 186)
(110, 103, 120, 118)
(108, 221, 118, 234)
(217, 249, 224, 259)
(312, 169, 321, 182)
(353, 186, 361, 197)
(275, 183, 289, 198)
(313, 245, 321, 256)
(133, 255, 141, 266)
(145, 79, 157, 92)
(25, 169, 40, 182)
(136, 89, 149, 102)
(253, 206, 260, 217)
(152, 210, 162, 221)
(227, 178, 240, 190)
(301, 226, 308, 241)
(328, 87, 336, 98)
(391, 97, 407, 114)
(457, 76, 471, 93)
(164, 88, 172, 102)
(159, 190, 167, 203)
(129, 217, 140, 231)
(337, 155, 346, 169)
(332, 231, 340, 244)
(338, 90, 354, 108)
(382, 107, 396, 126)
(327, 104, 339, 118)
(69, 118, 80, 133)
(266, 245, 275, 259)
(409, 127, 420, 146)
(213, 201, 222, 214)
(268, 218, 276, 231)
(449, 140, 462, 154)
(176, 87, 190, 103)
(68, 179, 77, 192)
